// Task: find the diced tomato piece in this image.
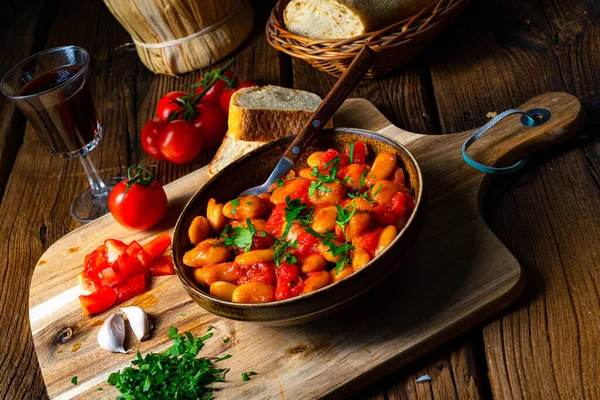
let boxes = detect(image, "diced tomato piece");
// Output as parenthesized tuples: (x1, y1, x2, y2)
(372, 204, 396, 226)
(239, 262, 277, 286)
(77, 272, 101, 293)
(266, 205, 286, 236)
(126, 241, 154, 268)
(79, 287, 117, 316)
(352, 228, 382, 257)
(150, 255, 175, 276)
(389, 192, 413, 218)
(115, 273, 148, 303)
(85, 245, 108, 273)
(104, 239, 127, 264)
(275, 263, 304, 300)
(143, 232, 172, 257)
(296, 228, 318, 258)
(319, 149, 349, 173)
(99, 266, 126, 287)
(117, 253, 147, 279)
(345, 141, 367, 164)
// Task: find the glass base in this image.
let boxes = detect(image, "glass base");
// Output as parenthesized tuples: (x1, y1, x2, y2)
(70, 177, 124, 223)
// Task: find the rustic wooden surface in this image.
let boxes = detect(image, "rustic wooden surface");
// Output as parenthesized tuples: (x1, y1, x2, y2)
(28, 92, 583, 399)
(1, 0, 599, 398)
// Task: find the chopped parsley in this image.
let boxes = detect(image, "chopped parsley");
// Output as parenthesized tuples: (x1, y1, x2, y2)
(223, 338, 230, 344)
(360, 170, 368, 187)
(276, 178, 285, 187)
(215, 354, 232, 362)
(231, 198, 240, 215)
(220, 225, 253, 252)
(206, 325, 215, 332)
(283, 197, 307, 238)
(71, 376, 78, 385)
(308, 156, 342, 197)
(107, 327, 232, 399)
(241, 372, 257, 382)
(348, 142, 355, 163)
(335, 202, 356, 233)
(270, 236, 298, 266)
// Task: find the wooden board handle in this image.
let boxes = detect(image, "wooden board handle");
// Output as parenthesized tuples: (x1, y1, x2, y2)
(465, 92, 585, 169)
(282, 46, 377, 164)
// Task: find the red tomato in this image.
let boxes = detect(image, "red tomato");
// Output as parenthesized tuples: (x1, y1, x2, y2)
(77, 272, 101, 293)
(372, 204, 396, 226)
(352, 228, 382, 257)
(191, 103, 227, 149)
(117, 253, 147, 279)
(219, 81, 258, 115)
(105, 239, 127, 264)
(295, 228, 318, 258)
(239, 262, 277, 286)
(99, 266, 126, 287)
(156, 91, 187, 121)
(219, 88, 235, 116)
(157, 120, 203, 164)
(196, 70, 235, 104)
(108, 168, 168, 230)
(79, 287, 118, 316)
(84, 245, 108, 278)
(345, 141, 367, 164)
(150, 256, 175, 276)
(237, 80, 258, 90)
(143, 232, 172, 257)
(141, 118, 167, 161)
(275, 263, 304, 300)
(319, 149, 349, 173)
(125, 241, 154, 269)
(266, 205, 286, 236)
(115, 273, 147, 303)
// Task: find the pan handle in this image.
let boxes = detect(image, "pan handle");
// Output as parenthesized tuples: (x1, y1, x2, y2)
(462, 92, 585, 174)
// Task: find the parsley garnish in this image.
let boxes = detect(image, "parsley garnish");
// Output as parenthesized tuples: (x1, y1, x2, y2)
(215, 354, 232, 362)
(107, 327, 231, 399)
(71, 376, 78, 385)
(373, 183, 383, 196)
(242, 371, 257, 381)
(246, 218, 256, 235)
(206, 325, 215, 332)
(360, 170, 368, 187)
(283, 197, 307, 238)
(223, 338, 230, 344)
(96, 388, 102, 391)
(348, 142, 355, 163)
(270, 236, 298, 266)
(220, 224, 253, 252)
(335, 202, 356, 233)
(231, 198, 240, 215)
(276, 178, 285, 187)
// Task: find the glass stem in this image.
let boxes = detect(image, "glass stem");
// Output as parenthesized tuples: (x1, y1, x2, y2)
(79, 156, 108, 196)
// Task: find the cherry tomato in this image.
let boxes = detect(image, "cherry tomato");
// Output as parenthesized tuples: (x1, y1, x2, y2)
(108, 164, 168, 230)
(196, 70, 235, 104)
(156, 91, 187, 121)
(237, 80, 258, 90)
(141, 118, 166, 161)
(219, 88, 236, 116)
(219, 81, 258, 115)
(345, 141, 367, 164)
(79, 287, 117, 316)
(157, 120, 203, 164)
(143, 232, 172, 257)
(191, 103, 227, 149)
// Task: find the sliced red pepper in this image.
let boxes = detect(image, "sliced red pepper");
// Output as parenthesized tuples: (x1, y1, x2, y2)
(117, 253, 147, 279)
(115, 273, 147, 303)
(345, 141, 367, 164)
(77, 272, 101, 293)
(79, 287, 117, 316)
(150, 255, 175, 276)
(143, 232, 172, 257)
(125, 240, 154, 268)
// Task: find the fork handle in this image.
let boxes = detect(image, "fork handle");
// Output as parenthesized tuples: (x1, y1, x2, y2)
(282, 46, 377, 164)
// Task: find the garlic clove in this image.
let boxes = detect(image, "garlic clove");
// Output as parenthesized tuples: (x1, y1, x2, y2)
(97, 313, 127, 353)
(119, 306, 151, 342)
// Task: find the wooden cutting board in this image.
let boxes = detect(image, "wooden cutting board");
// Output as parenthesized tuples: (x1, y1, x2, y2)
(29, 93, 583, 399)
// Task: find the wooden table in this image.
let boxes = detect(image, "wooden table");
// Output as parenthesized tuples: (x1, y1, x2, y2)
(1, 0, 598, 398)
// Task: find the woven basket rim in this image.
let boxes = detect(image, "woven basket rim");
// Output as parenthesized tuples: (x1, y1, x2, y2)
(269, 0, 463, 46)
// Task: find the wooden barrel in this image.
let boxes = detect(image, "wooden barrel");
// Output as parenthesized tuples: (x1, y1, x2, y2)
(103, 0, 254, 75)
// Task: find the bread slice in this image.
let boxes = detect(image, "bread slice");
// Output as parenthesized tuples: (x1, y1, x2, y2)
(283, 0, 437, 39)
(207, 85, 331, 177)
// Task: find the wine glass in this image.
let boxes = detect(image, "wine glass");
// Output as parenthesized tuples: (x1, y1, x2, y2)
(0, 45, 122, 222)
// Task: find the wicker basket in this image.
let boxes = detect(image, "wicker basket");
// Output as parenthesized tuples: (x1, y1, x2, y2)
(266, 0, 472, 79)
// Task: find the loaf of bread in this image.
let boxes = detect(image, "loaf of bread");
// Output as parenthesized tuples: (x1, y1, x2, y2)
(208, 85, 332, 177)
(284, 0, 436, 39)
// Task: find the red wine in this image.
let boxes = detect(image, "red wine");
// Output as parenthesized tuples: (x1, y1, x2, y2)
(19, 66, 100, 157)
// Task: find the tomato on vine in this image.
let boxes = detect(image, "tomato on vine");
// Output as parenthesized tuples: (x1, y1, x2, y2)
(108, 164, 168, 230)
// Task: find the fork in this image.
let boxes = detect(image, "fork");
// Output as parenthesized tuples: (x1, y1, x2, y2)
(239, 46, 377, 197)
